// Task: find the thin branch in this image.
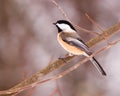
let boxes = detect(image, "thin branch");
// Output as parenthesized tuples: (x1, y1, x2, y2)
(0, 21, 120, 96)
(85, 13, 104, 32)
(55, 80, 62, 96)
(51, 0, 99, 35)
(50, 80, 62, 96)
(50, 88, 58, 96)
(86, 22, 120, 48)
(0, 1, 120, 95)
(30, 37, 120, 85)
(85, 13, 110, 44)
(3, 38, 120, 96)
(51, 0, 68, 19)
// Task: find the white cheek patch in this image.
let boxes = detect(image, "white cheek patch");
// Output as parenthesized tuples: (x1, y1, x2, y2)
(56, 23, 75, 32)
(57, 23, 70, 29)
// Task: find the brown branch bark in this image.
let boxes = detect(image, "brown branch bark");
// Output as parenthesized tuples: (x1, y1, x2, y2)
(87, 22, 120, 47)
(0, 22, 120, 96)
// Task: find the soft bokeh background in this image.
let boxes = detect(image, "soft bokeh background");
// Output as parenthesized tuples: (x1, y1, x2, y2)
(0, 0, 120, 96)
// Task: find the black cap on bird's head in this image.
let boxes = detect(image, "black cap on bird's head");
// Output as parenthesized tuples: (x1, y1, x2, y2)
(53, 20, 76, 33)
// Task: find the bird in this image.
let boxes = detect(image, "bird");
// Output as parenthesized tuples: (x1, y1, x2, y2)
(53, 20, 106, 76)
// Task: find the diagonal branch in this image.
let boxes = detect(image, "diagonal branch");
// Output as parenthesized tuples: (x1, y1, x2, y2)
(87, 22, 120, 47)
(0, 21, 120, 96)
(2, 36, 120, 96)
(51, 0, 99, 35)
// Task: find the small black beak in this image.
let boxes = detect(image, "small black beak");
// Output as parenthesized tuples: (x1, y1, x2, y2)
(53, 22, 56, 25)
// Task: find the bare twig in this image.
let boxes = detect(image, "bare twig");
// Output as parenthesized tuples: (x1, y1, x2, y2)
(0, 1, 120, 95)
(4, 38, 120, 96)
(55, 80, 62, 96)
(85, 13, 104, 32)
(86, 22, 120, 48)
(51, 0, 68, 19)
(26, 38, 120, 86)
(85, 13, 111, 44)
(51, 0, 99, 35)
(30, 38, 120, 87)
(50, 80, 62, 96)
(0, 21, 120, 96)
(50, 88, 58, 96)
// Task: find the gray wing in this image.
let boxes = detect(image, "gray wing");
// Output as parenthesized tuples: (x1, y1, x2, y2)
(63, 36, 106, 76)
(63, 37, 91, 55)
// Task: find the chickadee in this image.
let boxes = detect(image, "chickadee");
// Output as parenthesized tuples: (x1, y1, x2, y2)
(53, 20, 106, 76)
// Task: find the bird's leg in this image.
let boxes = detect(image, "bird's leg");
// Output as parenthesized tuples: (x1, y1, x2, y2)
(58, 53, 74, 63)
(58, 57, 67, 63)
(68, 53, 74, 57)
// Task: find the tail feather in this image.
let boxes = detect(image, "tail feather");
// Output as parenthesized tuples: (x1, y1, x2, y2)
(90, 57, 106, 76)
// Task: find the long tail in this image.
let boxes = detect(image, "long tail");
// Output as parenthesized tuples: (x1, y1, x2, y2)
(90, 57, 106, 76)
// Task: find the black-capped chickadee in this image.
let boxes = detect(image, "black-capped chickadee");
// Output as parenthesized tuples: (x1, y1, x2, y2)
(53, 20, 106, 76)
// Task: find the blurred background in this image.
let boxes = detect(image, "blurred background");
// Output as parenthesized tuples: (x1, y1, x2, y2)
(0, 0, 120, 96)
